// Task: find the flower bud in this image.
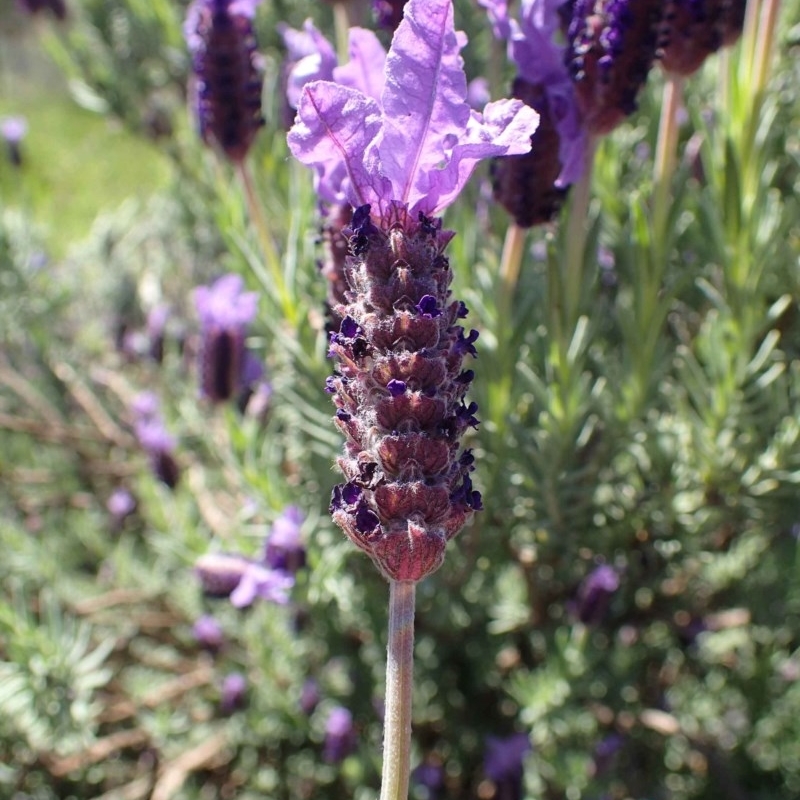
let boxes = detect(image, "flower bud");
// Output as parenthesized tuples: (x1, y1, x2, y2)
(323, 706, 357, 762)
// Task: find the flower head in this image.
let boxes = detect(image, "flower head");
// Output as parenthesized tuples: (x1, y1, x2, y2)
(131, 393, 180, 488)
(482, 0, 586, 191)
(193, 614, 225, 651)
(220, 671, 247, 713)
(194, 551, 294, 606)
(194, 274, 260, 403)
(1, 116, 28, 168)
(289, 0, 535, 582)
(185, 0, 264, 162)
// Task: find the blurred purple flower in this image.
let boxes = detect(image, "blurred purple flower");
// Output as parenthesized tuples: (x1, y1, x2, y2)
(15, 0, 66, 20)
(264, 505, 306, 573)
(194, 551, 294, 607)
(484, 732, 531, 799)
(299, 678, 321, 715)
(106, 488, 136, 523)
(576, 564, 620, 625)
(323, 706, 356, 762)
(184, 0, 265, 161)
(592, 732, 624, 776)
(146, 303, 170, 363)
(229, 562, 294, 608)
(1, 116, 28, 167)
(412, 761, 445, 798)
(220, 671, 247, 713)
(481, 0, 585, 189)
(194, 274, 260, 403)
(193, 614, 225, 651)
(131, 393, 180, 488)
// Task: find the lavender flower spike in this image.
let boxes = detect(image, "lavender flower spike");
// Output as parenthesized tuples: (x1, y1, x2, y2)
(185, 0, 265, 162)
(194, 274, 260, 403)
(289, 0, 537, 583)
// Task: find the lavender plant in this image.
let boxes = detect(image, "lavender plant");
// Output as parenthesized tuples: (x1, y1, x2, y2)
(288, 0, 538, 792)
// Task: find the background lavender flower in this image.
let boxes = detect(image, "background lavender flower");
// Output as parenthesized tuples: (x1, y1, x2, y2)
(185, 0, 264, 162)
(193, 614, 225, 651)
(131, 392, 180, 488)
(194, 551, 294, 607)
(220, 671, 247, 714)
(15, 0, 66, 20)
(484, 733, 531, 800)
(323, 706, 356, 762)
(372, 0, 408, 31)
(194, 274, 260, 403)
(106, 488, 136, 529)
(564, 0, 665, 135)
(575, 564, 620, 625)
(1, 116, 28, 168)
(660, 0, 738, 76)
(264, 506, 306, 573)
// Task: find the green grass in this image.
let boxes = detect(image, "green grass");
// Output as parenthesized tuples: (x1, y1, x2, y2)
(0, 29, 171, 256)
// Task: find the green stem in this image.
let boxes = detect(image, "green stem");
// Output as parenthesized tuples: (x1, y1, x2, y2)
(562, 134, 597, 331)
(380, 580, 416, 800)
(497, 223, 527, 332)
(652, 73, 684, 255)
(236, 160, 289, 309)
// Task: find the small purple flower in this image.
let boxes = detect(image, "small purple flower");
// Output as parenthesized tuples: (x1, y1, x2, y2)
(483, 0, 586, 189)
(323, 706, 357, 762)
(299, 678, 321, 715)
(575, 564, 620, 625)
(193, 614, 225, 651)
(194, 274, 260, 403)
(484, 733, 531, 799)
(184, 0, 264, 162)
(229, 562, 295, 608)
(1, 116, 27, 167)
(591, 732, 624, 776)
(131, 393, 180, 488)
(106, 488, 136, 523)
(195, 552, 251, 597)
(146, 304, 170, 363)
(264, 506, 306, 573)
(220, 671, 247, 714)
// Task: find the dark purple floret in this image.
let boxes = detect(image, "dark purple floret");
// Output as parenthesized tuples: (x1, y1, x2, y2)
(416, 295, 441, 318)
(454, 329, 479, 357)
(387, 379, 407, 397)
(564, 0, 665, 135)
(185, 0, 264, 162)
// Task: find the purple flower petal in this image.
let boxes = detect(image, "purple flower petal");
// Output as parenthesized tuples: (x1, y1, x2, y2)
(284, 20, 338, 109)
(288, 83, 388, 207)
(377, 0, 470, 209)
(194, 274, 258, 330)
(230, 563, 294, 607)
(334, 28, 387, 101)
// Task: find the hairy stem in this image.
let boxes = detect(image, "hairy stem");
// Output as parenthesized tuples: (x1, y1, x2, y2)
(380, 580, 416, 800)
